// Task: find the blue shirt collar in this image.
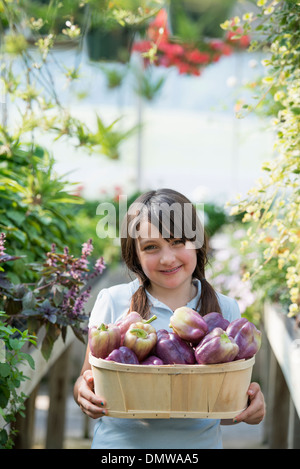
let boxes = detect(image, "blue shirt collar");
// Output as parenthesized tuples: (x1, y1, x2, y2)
(144, 278, 202, 312)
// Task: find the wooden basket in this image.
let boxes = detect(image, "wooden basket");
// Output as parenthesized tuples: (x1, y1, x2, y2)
(89, 353, 255, 419)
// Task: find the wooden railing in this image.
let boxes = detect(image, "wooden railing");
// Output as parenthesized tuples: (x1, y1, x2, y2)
(12, 331, 75, 449)
(9, 264, 131, 449)
(263, 303, 300, 449)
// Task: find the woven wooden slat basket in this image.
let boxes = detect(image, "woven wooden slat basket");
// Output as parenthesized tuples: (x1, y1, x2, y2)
(89, 353, 255, 419)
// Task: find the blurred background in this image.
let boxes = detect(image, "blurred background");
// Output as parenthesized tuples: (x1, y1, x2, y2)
(0, 0, 299, 450)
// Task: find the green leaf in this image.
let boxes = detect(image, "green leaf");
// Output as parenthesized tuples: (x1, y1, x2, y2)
(8, 337, 23, 351)
(0, 363, 10, 378)
(291, 107, 300, 115)
(41, 323, 60, 361)
(0, 385, 10, 408)
(6, 210, 26, 226)
(0, 428, 8, 447)
(20, 352, 35, 370)
(22, 291, 36, 310)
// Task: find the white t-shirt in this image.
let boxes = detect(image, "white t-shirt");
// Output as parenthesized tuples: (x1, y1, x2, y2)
(88, 278, 241, 449)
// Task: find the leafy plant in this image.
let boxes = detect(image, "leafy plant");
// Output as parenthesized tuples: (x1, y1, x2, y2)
(133, 65, 166, 101)
(170, 0, 237, 41)
(89, 114, 138, 160)
(0, 233, 105, 360)
(0, 143, 84, 284)
(223, 0, 300, 320)
(0, 312, 36, 449)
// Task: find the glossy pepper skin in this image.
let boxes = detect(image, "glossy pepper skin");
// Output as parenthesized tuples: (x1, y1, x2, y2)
(123, 316, 157, 362)
(170, 307, 208, 345)
(226, 317, 248, 338)
(155, 329, 195, 364)
(115, 311, 144, 345)
(88, 323, 121, 359)
(140, 355, 164, 365)
(105, 346, 139, 364)
(194, 327, 239, 364)
(203, 312, 230, 333)
(226, 318, 261, 360)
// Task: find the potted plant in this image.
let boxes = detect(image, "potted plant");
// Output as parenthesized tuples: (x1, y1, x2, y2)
(85, 0, 161, 63)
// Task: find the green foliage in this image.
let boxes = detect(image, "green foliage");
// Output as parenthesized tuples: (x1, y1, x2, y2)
(203, 202, 229, 238)
(87, 0, 163, 29)
(133, 66, 166, 101)
(23, 0, 85, 37)
(0, 312, 36, 449)
(0, 235, 105, 361)
(0, 143, 83, 283)
(224, 0, 300, 318)
(170, 0, 236, 41)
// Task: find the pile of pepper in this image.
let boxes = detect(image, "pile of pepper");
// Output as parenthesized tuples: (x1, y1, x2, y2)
(89, 307, 261, 365)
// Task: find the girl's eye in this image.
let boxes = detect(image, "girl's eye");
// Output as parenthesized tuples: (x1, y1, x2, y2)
(172, 239, 185, 246)
(143, 244, 157, 251)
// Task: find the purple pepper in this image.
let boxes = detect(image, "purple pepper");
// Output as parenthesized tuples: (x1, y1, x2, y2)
(140, 355, 164, 365)
(88, 323, 121, 359)
(226, 317, 248, 338)
(170, 307, 208, 345)
(155, 329, 195, 364)
(194, 327, 239, 364)
(227, 318, 261, 360)
(105, 346, 139, 364)
(203, 312, 230, 333)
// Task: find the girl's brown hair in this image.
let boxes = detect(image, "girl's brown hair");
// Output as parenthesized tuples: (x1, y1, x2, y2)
(120, 188, 221, 319)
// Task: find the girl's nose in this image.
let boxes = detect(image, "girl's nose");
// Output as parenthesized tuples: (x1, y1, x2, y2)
(160, 245, 176, 265)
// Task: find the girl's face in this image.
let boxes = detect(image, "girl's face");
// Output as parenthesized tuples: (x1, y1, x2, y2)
(135, 220, 197, 295)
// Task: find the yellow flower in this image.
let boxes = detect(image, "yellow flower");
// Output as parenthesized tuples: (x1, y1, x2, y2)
(240, 240, 249, 251)
(290, 288, 299, 303)
(242, 272, 251, 282)
(288, 303, 299, 317)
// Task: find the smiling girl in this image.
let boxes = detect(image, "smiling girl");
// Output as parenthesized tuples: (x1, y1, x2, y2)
(74, 188, 265, 449)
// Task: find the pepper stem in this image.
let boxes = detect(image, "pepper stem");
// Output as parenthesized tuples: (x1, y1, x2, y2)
(130, 328, 148, 339)
(144, 315, 157, 324)
(97, 323, 107, 331)
(220, 332, 230, 342)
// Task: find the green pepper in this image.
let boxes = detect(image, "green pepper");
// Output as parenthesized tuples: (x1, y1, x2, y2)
(123, 315, 157, 362)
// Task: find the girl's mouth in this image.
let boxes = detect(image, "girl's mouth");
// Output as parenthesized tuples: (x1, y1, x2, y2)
(159, 265, 182, 275)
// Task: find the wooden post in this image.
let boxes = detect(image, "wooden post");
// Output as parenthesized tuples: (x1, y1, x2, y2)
(288, 397, 300, 449)
(266, 347, 290, 448)
(46, 344, 72, 449)
(12, 384, 39, 449)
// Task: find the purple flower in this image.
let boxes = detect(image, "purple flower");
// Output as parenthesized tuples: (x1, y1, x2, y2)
(95, 256, 106, 274)
(81, 239, 93, 257)
(73, 286, 92, 316)
(0, 233, 6, 256)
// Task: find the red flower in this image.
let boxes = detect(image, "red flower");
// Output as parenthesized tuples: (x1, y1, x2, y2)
(210, 39, 232, 56)
(132, 9, 235, 76)
(148, 8, 170, 42)
(132, 40, 152, 53)
(158, 41, 184, 58)
(185, 49, 210, 64)
(226, 30, 250, 49)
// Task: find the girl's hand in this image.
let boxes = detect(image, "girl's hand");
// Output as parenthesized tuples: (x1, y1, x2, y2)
(77, 370, 107, 419)
(233, 382, 265, 425)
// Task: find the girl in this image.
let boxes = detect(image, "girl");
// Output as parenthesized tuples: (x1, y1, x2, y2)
(74, 188, 265, 449)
